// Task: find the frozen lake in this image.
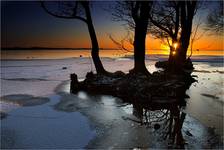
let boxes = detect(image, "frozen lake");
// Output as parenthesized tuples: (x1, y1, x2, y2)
(0, 56, 223, 148)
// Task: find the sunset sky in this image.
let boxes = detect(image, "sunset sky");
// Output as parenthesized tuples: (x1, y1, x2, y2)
(1, 1, 223, 52)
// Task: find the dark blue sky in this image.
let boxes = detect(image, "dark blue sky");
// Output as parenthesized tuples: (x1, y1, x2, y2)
(1, 1, 123, 48)
(1, 1, 222, 50)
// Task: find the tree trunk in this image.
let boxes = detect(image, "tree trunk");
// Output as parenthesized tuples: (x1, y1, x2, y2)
(179, 27, 191, 63)
(132, 22, 149, 74)
(82, 2, 106, 74)
(168, 3, 180, 71)
(176, 1, 196, 68)
(131, 2, 151, 75)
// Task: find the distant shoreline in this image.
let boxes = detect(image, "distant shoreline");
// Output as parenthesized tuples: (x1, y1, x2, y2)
(1, 49, 223, 60)
(1, 47, 119, 51)
(1, 47, 223, 51)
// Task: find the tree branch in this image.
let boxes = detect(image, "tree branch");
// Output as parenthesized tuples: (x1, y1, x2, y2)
(108, 34, 133, 53)
(41, 1, 87, 23)
(149, 15, 174, 37)
(131, 1, 140, 22)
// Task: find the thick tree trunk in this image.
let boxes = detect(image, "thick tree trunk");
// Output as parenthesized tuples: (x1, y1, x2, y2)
(132, 22, 149, 74)
(168, 38, 177, 64)
(131, 2, 151, 75)
(176, 1, 196, 68)
(179, 28, 191, 63)
(168, 46, 176, 70)
(83, 2, 106, 74)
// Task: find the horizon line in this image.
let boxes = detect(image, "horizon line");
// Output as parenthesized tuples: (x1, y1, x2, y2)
(1, 47, 223, 51)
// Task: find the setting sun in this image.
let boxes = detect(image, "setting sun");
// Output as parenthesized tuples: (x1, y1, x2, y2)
(173, 43, 178, 50)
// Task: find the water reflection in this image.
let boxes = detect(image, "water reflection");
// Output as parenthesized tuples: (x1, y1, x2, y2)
(63, 72, 192, 148)
(131, 103, 186, 148)
(55, 77, 224, 149)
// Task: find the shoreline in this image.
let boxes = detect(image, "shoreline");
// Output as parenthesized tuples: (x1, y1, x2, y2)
(1, 54, 223, 63)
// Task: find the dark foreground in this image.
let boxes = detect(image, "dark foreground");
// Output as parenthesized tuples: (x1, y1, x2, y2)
(67, 68, 222, 149)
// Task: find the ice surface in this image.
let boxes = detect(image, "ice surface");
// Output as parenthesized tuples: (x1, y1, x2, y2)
(1, 57, 223, 148)
(1, 95, 96, 149)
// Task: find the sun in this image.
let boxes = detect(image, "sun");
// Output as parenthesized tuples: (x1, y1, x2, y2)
(173, 43, 178, 50)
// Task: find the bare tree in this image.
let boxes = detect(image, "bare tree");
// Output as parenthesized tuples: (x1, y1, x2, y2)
(189, 17, 206, 59)
(178, 1, 197, 66)
(149, 1, 198, 71)
(206, 1, 223, 35)
(41, 1, 107, 74)
(149, 1, 180, 68)
(112, 1, 153, 75)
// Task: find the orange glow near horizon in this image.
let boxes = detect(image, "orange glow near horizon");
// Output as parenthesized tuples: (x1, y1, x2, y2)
(3, 29, 223, 56)
(2, 0, 223, 57)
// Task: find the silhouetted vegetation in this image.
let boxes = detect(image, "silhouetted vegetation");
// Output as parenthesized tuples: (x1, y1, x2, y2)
(70, 1, 197, 104)
(206, 1, 223, 34)
(41, 1, 107, 74)
(112, 1, 153, 75)
(150, 1, 198, 72)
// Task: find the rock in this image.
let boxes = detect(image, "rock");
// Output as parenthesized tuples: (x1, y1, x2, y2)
(86, 71, 94, 79)
(70, 73, 79, 93)
(155, 59, 194, 72)
(185, 130, 193, 136)
(113, 71, 126, 77)
(155, 61, 169, 69)
(154, 123, 161, 130)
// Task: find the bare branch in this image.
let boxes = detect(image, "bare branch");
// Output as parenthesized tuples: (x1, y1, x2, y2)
(149, 15, 174, 38)
(108, 33, 133, 53)
(41, 1, 87, 23)
(205, 1, 224, 34)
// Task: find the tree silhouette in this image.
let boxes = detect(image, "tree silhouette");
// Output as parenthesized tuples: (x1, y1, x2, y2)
(41, 1, 107, 74)
(178, 1, 197, 67)
(149, 1, 180, 67)
(150, 1, 198, 71)
(206, 1, 223, 35)
(112, 1, 153, 75)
